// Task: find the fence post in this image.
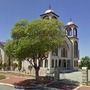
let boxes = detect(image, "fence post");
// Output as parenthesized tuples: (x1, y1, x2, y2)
(82, 67, 88, 85)
(54, 67, 59, 81)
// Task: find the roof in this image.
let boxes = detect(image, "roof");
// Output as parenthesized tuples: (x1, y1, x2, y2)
(66, 21, 75, 26)
(44, 9, 54, 14)
(65, 21, 78, 28)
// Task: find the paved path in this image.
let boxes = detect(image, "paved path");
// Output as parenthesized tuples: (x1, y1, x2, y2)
(76, 86, 90, 90)
(0, 73, 90, 90)
(0, 75, 33, 85)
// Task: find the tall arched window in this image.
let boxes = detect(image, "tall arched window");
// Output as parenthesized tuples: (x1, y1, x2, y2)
(73, 28, 77, 37)
(45, 59, 48, 67)
(66, 28, 72, 36)
(61, 48, 67, 57)
(0, 49, 2, 60)
(52, 48, 58, 56)
(74, 41, 78, 58)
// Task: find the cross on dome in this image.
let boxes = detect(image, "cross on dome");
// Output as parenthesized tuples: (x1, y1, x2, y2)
(44, 5, 54, 14)
(66, 18, 75, 26)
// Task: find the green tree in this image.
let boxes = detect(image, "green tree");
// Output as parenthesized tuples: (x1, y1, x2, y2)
(5, 19, 65, 80)
(4, 40, 15, 70)
(79, 56, 90, 69)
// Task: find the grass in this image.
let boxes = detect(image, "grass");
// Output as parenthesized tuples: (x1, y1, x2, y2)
(0, 75, 6, 80)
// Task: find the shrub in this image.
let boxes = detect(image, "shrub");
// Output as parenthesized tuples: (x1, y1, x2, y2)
(0, 75, 6, 80)
(12, 63, 18, 71)
(2, 63, 7, 71)
(28, 65, 33, 73)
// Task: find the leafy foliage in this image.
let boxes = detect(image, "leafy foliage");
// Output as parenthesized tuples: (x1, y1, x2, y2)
(4, 19, 65, 80)
(79, 56, 90, 69)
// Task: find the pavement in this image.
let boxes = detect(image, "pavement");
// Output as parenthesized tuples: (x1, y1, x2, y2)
(0, 72, 90, 90)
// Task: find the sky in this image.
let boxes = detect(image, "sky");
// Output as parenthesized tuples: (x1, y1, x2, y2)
(0, 0, 89, 58)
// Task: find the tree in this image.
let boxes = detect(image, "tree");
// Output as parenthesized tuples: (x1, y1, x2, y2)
(5, 19, 65, 80)
(79, 56, 90, 69)
(4, 40, 15, 70)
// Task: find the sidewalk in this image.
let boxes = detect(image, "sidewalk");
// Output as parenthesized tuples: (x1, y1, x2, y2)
(76, 86, 90, 90)
(0, 74, 34, 85)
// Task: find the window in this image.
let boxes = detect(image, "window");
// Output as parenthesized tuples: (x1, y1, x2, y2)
(51, 59, 54, 68)
(0, 49, 2, 60)
(73, 28, 77, 37)
(52, 48, 58, 56)
(67, 60, 70, 69)
(59, 59, 61, 67)
(55, 60, 57, 68)
(52, 16, 57, 19)
(40, 60, 43, 67)
(67, 28, 72, 36)
(45, 59, 48, 67)
(74, 41, 78, 58)
(74, 60, 78, 67)
(61, 48, 67, 57)
(63, 60, 66, 68)
(43, 16, 49, 19)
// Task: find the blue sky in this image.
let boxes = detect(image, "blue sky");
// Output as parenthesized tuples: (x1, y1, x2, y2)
(0, 0, 89, 58)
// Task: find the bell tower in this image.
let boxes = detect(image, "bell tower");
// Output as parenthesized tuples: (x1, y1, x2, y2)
(65, 20, 78, 38)
(40, 6, 59, 19)
(65, 20, 79, 69)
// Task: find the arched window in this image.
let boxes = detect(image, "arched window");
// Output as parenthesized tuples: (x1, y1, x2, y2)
(43, 16, 49, 19)
(52, 48, 58, 56)
(55, 59, 57, 68)
(52, 16, 57, 19)
(66, 28, 72, 36)
(61, 48, 67, 57)
(59, 59, 61, 67)
(51, 59, 54, 68)
(40, 60, 43, 67)
(0, 49, 2, 60)
(74, 41, 78, 58)
(45, 59, 48, 67)
(73, 28, 77, 37)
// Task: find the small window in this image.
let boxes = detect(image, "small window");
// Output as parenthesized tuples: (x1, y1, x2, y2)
(67, 29, 72, 36)
(59, 59, 61, 67)
(73, 28, 77, 37)
(40, 60, 43, 67)
(52, 48, 58, 56)
(45, 59, 48, 67)
(74, 41, 78, 58)
(63, 60, 66, 68)
(74, 60, 78, 67)
(43, 16, 49, 19)
(55, 60, 57, 68)
(51, 59, 54, 68)
(61, 48, 67, 57)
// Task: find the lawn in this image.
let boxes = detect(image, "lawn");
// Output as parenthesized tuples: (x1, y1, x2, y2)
(0, 75, 6, 80)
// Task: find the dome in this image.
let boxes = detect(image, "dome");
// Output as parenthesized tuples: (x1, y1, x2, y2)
(44, 9, 54, 14)
(66, 21, 75, 26)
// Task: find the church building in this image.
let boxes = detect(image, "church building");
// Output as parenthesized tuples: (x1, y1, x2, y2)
(0, 7, 79, 76)
(38, 7, 79, 76)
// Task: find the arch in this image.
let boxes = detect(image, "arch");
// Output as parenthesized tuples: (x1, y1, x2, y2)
(43, 16, 49, 19)
(74, 41, 78, 58)
(45, 59, 48, 67)
(73, 28, 77, 37)
(66, 28, 72, 36)
(61, 47, 67, 57)
(52, 48, 58, 56)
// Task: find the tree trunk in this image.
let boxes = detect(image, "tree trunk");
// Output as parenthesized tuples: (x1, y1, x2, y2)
(18, 60, 22, 71)
(34, 67, 40, 81)
(8, 56, 11, 70)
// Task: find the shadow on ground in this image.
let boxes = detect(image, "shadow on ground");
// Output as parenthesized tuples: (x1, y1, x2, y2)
(14, 79, 79, 90)
(47, 79, 79, 90)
